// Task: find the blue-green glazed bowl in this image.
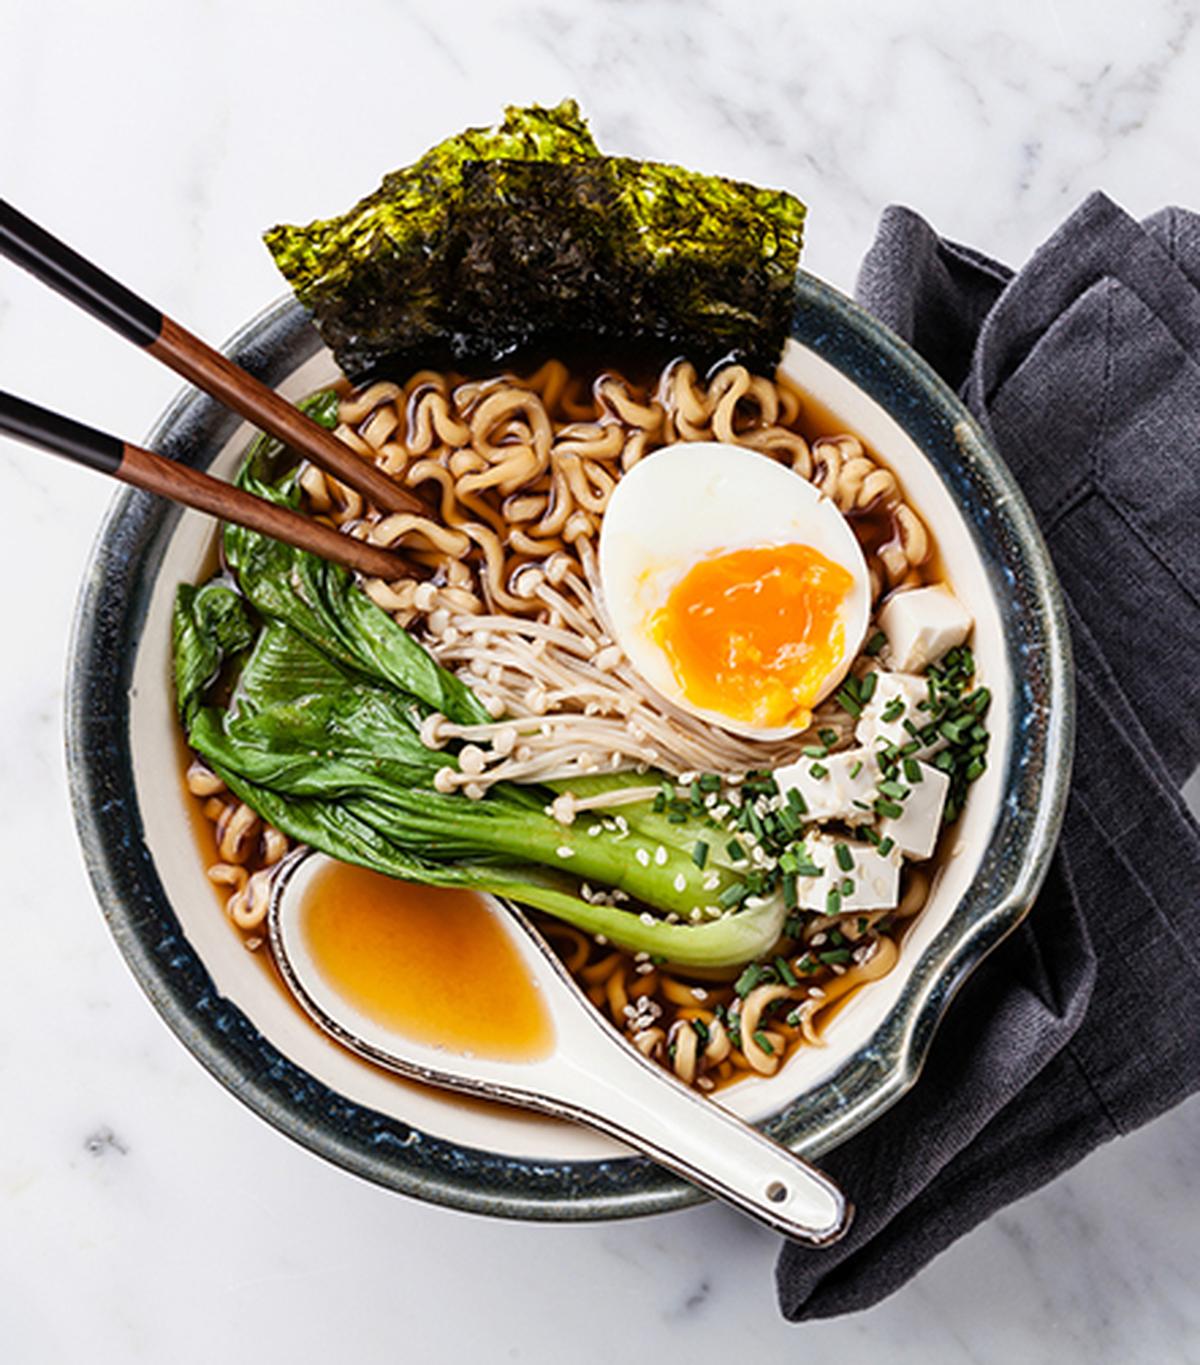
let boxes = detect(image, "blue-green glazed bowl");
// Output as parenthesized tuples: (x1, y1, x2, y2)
(66, 275, 1073, 1221)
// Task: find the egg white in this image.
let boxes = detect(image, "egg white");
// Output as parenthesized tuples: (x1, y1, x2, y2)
(597, 441, 871, 740)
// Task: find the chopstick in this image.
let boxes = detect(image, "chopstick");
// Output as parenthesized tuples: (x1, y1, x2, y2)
(0, 198, 422, 517)
(0, 390, 411, 581)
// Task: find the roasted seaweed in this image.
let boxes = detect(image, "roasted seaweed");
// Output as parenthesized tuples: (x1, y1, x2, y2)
(264, 100, 805, 379)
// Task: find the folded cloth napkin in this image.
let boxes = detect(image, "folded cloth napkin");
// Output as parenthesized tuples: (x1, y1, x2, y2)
(777, 192, 1200, 1320)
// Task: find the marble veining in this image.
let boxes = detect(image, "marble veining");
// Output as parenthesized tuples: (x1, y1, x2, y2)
(1, 0, 1198, 1360)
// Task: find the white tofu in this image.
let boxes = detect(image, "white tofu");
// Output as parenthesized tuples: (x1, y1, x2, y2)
(878, 586, 973, 672)
(773, 747, 880, 824)
(855, 671, 932, 752)
(878, 761, 950, 859)
(793, 834, 902, 913)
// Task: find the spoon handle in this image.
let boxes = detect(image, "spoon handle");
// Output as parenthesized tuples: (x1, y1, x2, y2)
(548, 1032, 852, 1244)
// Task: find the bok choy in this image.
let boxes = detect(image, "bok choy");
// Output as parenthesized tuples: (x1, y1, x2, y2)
(173, 426, 786, 967)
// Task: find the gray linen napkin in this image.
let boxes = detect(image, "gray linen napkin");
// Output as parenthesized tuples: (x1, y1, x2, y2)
(777, 193, 1200, 1320)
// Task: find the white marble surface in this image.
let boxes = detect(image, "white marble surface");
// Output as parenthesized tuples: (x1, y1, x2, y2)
(2, 0, 1199, 1359)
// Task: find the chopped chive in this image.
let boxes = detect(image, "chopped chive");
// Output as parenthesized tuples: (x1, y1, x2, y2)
(787, 788, 808, 816)
(851, 798, 872, 811)
(809, 762, 829, 780)
(719, 880, 750, 908)
(826, 886, 842, 915)
(903, 757, 923, 783)
(691, 840, 709, 869)
(858, 672, 878, 703)
(726, 838, 747, 862)
(862, 826, 881, 846)
(652, 794, 665, 813)
(819, 948, 853, 965)
(803, 744, 829, 759)
(878, 779, 909, 800)
(797, 955, 819, 974)
(877, 836, 895, 856)
(849, 759, 864, 779)
(829, 929, 846, 947)
(835, 687, 862, 717)
(775, 955, 798, 987)
(783, 872, 799, 910)
(691, 1018, 709, 1044)
(857, 916, 869, 933)
(667, 808, 688, 823)
(690, 779, 702, 807)
(819, 727, 839, 747)
(966, 756, 987, 781)
(834, 842, 854, 871)
(864, 629, 887, 656)
(734, 963, 763, 996)
(881, 697, 905, 723)
(842, 877, 855, 895)
(699, 772, 722, 792)
(753, 1030, 775, 1055)
(875, 798, 904, 819)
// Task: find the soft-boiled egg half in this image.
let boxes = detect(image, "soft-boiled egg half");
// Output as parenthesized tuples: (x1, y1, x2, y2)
(598, 442, 871, 739)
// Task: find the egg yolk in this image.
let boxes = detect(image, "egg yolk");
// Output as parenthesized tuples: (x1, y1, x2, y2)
(650, 543, 854, 730)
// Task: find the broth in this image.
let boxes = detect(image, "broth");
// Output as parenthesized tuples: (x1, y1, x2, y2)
(299, 861, 555, 1062)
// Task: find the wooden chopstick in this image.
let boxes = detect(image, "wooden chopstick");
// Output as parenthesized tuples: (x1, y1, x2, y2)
(0, 390, 411, 581)
(0, 198, 423, 517)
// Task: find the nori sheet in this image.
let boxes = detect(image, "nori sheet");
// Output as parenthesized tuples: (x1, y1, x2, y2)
(264, 100, 805, 380)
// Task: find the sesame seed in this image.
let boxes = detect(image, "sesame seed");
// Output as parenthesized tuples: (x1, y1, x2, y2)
(556, 845, 575, 859)
(673, 872, 687, 892)
(691, 987, 709, 1001)
(635, 847, 651, 867)
(811, 932, 828, 947)
(654, 845, 668, 866)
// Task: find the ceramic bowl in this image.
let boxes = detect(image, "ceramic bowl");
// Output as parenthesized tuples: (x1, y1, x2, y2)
(66, 275, 1073, 1220)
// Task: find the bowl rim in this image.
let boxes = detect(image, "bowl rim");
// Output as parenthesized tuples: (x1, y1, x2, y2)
(65, 274, 1074, 1221)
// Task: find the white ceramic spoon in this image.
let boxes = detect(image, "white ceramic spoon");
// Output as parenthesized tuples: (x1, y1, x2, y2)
(269, 851, 852, 1245)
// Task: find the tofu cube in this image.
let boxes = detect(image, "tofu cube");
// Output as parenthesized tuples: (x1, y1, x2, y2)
(878, 586, 972, 672)
(773, 747, 880, 824)
(793, 835, 902, 913)
(856, 671, 943, 758)
(878, 761, 950, 859)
